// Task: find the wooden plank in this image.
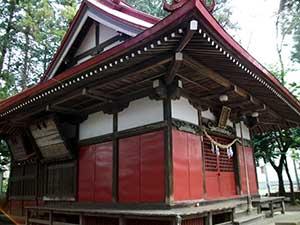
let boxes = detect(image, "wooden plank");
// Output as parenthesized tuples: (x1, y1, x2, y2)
(165, 53, 183, 85)
(184, 55, 231, 88)
(29, 218, 50, 225)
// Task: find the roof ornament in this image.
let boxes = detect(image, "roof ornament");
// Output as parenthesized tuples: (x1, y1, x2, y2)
(163, 0, 215, 13)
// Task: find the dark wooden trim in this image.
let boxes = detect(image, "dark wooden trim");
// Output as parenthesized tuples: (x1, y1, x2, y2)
(112, 113, 118, 203)
(164, 97, 173, 205)
(74, 34, 129, 62)
(234, 142, 242, 195)
(198, 109, 207, 195)
(95, 21, 99, 47)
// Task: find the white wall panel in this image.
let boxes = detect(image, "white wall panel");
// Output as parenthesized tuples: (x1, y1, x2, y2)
(236, 121, 251, 140)
(171, 97, 199, 125)
(201, 109, 216, 121)
(79, 111, 113, 140)
(118, 98, 164, 131)
(76, 24, 96, 56)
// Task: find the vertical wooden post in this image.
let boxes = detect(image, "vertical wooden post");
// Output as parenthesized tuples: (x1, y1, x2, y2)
(112, 113, 118, 203)
(119, 216, 126, 225)
(207, 212, 213, 225)
(240, 122, 252, 212)
(281, 200, 285, 214)
(25, 209, 29, 225)
(198, 110, 206, 195)
(79, 214, 84, 225)
(164, 97, 173, 205)
(49, 210, 53, 225)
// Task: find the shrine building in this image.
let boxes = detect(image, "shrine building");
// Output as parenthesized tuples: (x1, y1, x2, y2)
(1, 0, 300, 224)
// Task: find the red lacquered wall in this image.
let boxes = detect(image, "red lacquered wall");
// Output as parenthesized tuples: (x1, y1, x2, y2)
(78, 142, 113, 202)
(119, 131, 165, 203)
(172, 130, 203, 201)
(237, 144, 258, 195)
(203, 136, 237, 199)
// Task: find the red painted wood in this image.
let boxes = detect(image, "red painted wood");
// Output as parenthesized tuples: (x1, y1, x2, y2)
(94, 142, 113, 202)
(172, 130, 203, 201)
(119, 131, 165, 203)
(245, 147, 258, 194)
(205, 171, 220, 199)
(188, 133, 203, 199)
(140, 131, 165, 202)
(182, 218, 204, 225)
(119, 136, 140, 203)
(173, 130, 189, 201)
(78, 142, 113, 202)
(237, 145, 258, 195)
(78, 145, 95, 201)
(203, 135, 236, 199)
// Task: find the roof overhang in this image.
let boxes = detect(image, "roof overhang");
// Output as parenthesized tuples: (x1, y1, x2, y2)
(0, 0, 299, 135)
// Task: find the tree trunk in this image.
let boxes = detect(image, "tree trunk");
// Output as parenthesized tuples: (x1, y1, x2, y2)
(0, 0, 17, 75)
(277, 170, 286, 196)
(269, 159, 285, 195)
(284, 158, 296, 204)
(21, 29, 30, 90)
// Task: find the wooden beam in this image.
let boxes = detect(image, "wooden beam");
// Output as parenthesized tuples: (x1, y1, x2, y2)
(176, 73, 210, 91)
(184, 54, 232, 88)
(176, 29, 196, 52)
(184, 55, 284, 120)
(91, 54, 172, 90)
(82, 88, 112, 103)
(46, 105, 81, 116)
(165, 53, 183, 85)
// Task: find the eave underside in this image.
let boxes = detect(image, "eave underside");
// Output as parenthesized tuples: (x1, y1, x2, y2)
(0, 14, 299, 136)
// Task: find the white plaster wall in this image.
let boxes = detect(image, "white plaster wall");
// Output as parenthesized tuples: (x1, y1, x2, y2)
(201, 109, 216, 121)
(118, 98, 164, 131)
(99, 24, 118, 43)
(76, 24, 96, 56)
(79, 111, 113, 140)
(171, 97, 199, 125)
(235, 121, 251, 140)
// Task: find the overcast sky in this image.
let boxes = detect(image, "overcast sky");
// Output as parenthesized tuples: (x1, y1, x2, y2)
(228, 0, 300, 84)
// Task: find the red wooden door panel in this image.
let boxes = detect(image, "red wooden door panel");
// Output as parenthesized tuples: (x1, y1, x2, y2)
(205, 171, 220, 198)
(204, 136, 236, 199)
(188, 133, 203, 199)
(94, 142, 113, 202)
(173, 130, 189, 201)
(245, 147, 258, 194)
(237, 145, 258, 195)
(119, 136, 140, 203)
(78, 146, 95, 201)
(140, 131, 165, 202)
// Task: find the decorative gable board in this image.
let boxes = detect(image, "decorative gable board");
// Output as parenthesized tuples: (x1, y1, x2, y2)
(7, 135, 28, 161)
(7, 131, 35, 162)
(47, 1, 149, 80)
(30, 117, 77, 161)
(75, 23, 96, 56)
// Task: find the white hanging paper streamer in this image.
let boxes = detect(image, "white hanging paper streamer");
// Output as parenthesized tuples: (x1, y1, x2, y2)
(211, 142, 215, 153)
(229, 147, 234, 158)
(216, 146, 220, 156)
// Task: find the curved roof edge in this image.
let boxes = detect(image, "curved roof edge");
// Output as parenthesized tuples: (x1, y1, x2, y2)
(0, 0, 300, 123)
(41, 0, 160, 82)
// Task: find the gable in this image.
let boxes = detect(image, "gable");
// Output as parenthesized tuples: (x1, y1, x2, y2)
(44, 0, 157, 81)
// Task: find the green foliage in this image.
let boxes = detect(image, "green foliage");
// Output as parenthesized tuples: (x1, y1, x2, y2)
(278, 0, 300, 64)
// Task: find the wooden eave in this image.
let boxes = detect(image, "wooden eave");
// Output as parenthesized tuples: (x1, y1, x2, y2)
(0, 0, 300, 135)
